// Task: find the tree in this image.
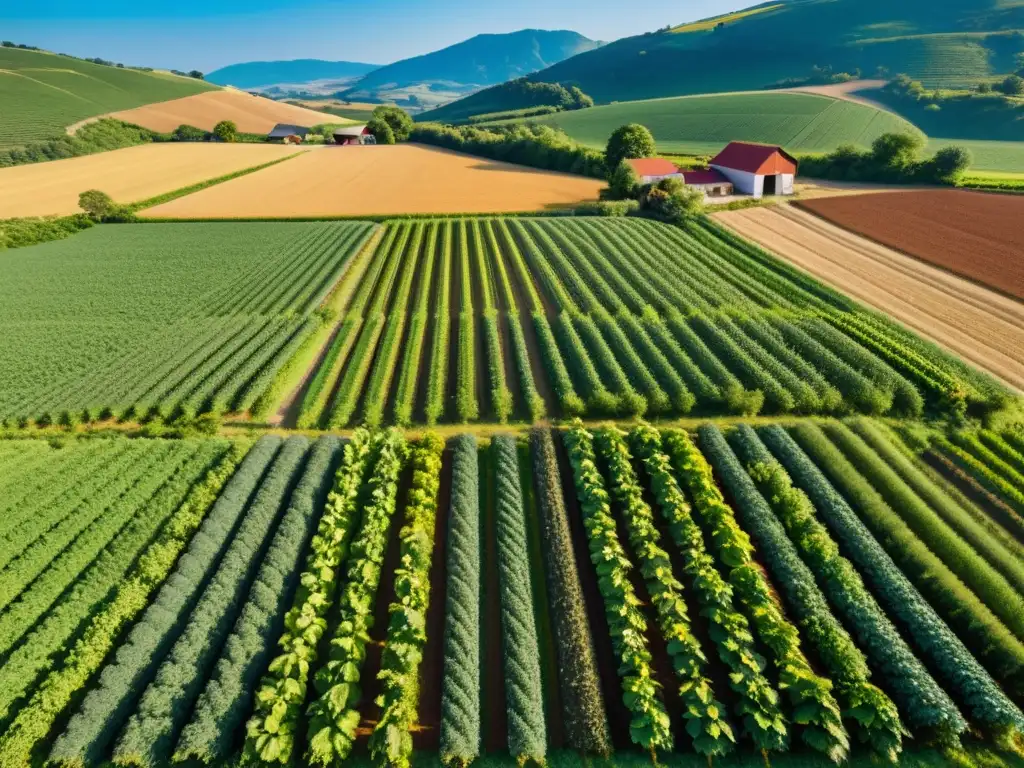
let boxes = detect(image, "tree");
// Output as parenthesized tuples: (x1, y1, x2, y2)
(568, 86, 594, 110)
(871, 132, 924, 167)
(605, 124, 655, 172)
(998, 74, 1023, 96)
(929, 145, 972, 183)
(1016, 52, 1024, 76)
(188, 70, 204, 80)
(173, 124, 205, 141)
(78, 190, 116, 221)
(642, 177, 704, 225)
(371, 106, 413, 141)
(367, 118, 396, 145)
(606, 160, 641, 200)
(213, 120, 238, 142)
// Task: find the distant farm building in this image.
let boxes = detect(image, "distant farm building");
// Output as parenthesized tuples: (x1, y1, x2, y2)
(268, 123, 310, 143)
(709, 141, 797, 197)
(625, 158, 683, 185)
(333, 125, 375, 145)
(682, 169, 734, 197)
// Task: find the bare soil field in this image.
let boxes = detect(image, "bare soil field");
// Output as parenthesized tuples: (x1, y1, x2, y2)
(0, 143, 304, 217)
(109, 89, 344, 133)
(140, 144, 605, 218)
(798, 190, 1024, 300)
(715, 205, 1024, 391)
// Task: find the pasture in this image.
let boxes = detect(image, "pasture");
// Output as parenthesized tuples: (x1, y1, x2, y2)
(499, 92, 920, 155)
(0, 46, 214, 148)
(139, 144, 605, 218)
(0, 221, 375, 425)
(108, 88, 348, 134)
(0, 143, 304, 217)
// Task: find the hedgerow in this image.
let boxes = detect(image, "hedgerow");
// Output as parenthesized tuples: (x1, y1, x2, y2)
(529, 428, 610, 755)
(440, 435, 482, 767)
(726, 425, 908, 758)
(493, 435, 547, 763)
(597, 427, 734, 758)
(3, 438, 257, 768)
(306, 429, 407, 766)
(244, 430, 373, 765)
(174, 437, 343, 764)
(369, 434, 445, 768)
(657, 429, 790, 756)
(563, 422, 673, 754)
(783, 423, 1024, 744)
(818, 422, 1024, 687)
(111, 437, 310, 768)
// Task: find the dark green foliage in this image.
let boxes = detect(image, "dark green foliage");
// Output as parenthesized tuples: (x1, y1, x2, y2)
(370, 434, 445, 768)
(440, 435, 482, 767)
(800, 132, 975, 185)
(726, 425, 907, 759)
(111, 437, 310, 768)
(554, 313, 618, 414)
(532, 313, 585, 417)
(818, 422, 1024, 686)
(306, 430, 407, 766)
(422, 75, 595, 123)
(605, 123, 656, 170)
(213, 120, 238, 143)
(245, 432, 374, 765)
(607, 160, 642, 200)
(47, 436, 284, 766)
(372, 105, 414, 141)
(0, 119, 159, 168)
(173, 437, 342, 764)
(368, 118, 396, 145)
(0, 214, 93, 250)
(563, 422, 673, 752)
(530, 428, 611, 755)
(600, 427, 735, 757)
(493, 435, 547, 763)
(780, 423, 1024, 743)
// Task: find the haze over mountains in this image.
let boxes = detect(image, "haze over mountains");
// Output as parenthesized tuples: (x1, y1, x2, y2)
(206, 60, 378, 89)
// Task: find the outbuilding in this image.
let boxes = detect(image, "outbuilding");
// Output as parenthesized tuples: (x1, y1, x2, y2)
(333, 125, 374, 145)
(624, 158, 683, 185)
(682, 169, 734, 197)
(268, 123, 310, 142)
(709, 142, 797, 197)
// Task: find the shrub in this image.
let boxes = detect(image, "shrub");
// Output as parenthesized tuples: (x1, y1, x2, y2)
(605, 123, 656, 169)
(173, 124, 206, 141)
(368, 117, 396, 145)
(606, 160, 642, 200)
(372, 105, 414, 141)
(213, 120, 238, 142)
(78, 189, 116, 220)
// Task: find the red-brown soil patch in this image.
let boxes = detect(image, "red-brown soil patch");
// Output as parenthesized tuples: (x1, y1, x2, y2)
(797, 190, 1024, 300)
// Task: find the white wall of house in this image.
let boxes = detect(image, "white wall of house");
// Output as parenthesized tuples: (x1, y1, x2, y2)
(711, 165, 760, 196)
(781, 173, 795, 194)
(640, 172, 685, 185)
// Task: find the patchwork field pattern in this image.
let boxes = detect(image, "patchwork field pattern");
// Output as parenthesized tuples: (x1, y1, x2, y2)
(298, 215, 1009, 429)
(3, 422, 1024, 767)
(0, 221, 375, 425)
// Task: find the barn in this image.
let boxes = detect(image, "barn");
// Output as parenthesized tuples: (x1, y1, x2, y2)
(710, 141, 797, 197)
(333, 125, 374, 146)
(624, 158, 683, 185)
(682, 169, 734, 197)
(267, 124, 310, 143)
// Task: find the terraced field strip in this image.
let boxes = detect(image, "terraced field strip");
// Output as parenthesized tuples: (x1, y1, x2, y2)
(715, 205, 1024, 392)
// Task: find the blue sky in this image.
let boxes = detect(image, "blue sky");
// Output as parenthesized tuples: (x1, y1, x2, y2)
(3, 0, 734, 72)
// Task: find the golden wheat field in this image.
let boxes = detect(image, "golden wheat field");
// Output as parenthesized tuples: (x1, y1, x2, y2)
(140, 144, 605, 217)
(0, 143, 304, 217)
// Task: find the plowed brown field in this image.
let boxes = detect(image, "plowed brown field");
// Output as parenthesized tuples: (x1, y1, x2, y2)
(110, 89, 345, 134)
(715, 205, 1024, 391)
(140, 144, 604, 218)
(0, 143, 304, 217)
(798, 189, 1024, 300)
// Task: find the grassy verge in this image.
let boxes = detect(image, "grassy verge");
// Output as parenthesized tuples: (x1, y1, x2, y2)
(130, 151, 306, 212)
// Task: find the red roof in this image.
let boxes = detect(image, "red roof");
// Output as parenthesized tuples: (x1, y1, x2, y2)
(710, 142, 798, 175)
(682, 169, 730, 186)
(625, 158, 681, 177)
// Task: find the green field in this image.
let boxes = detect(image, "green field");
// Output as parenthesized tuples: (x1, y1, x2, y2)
(0, 221, 374, 425)
(928, 139, 1024, 172)
(0, 47, 216, 148)
(491, 92, 920, 155)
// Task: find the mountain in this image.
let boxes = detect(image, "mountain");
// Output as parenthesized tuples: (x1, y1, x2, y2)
(205, 59, 380, 89)
(514, 0, 1024, 104)
(346, 29, 602, 94)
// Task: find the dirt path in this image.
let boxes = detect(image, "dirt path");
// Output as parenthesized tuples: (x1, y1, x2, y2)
(714, 206, 1024, 392)
(785, 79, 894, 113)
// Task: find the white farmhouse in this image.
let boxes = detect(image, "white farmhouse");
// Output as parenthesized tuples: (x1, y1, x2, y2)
(709, 141, 797, 198)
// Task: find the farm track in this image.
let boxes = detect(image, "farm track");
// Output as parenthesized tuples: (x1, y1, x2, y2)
(715, 206, 1024, 391)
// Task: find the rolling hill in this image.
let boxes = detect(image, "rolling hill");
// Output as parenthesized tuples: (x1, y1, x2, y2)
(0, 46, 217, 149)
(339, 29, 602, 104)
(504, 0, 1024, 104)
(205, 59, 380, 89)
(479, 91, 920, 155)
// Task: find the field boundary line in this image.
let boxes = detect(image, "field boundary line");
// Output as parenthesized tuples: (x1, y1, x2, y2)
(130, 150, 306, 212)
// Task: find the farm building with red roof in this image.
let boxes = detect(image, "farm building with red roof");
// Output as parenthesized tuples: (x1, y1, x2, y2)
(624, 157, 683, 185)
(709, 141, 797, 197)
(681, 168, 733, 197)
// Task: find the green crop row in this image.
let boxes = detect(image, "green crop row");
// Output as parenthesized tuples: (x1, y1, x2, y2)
(426, 222, 454, 425)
